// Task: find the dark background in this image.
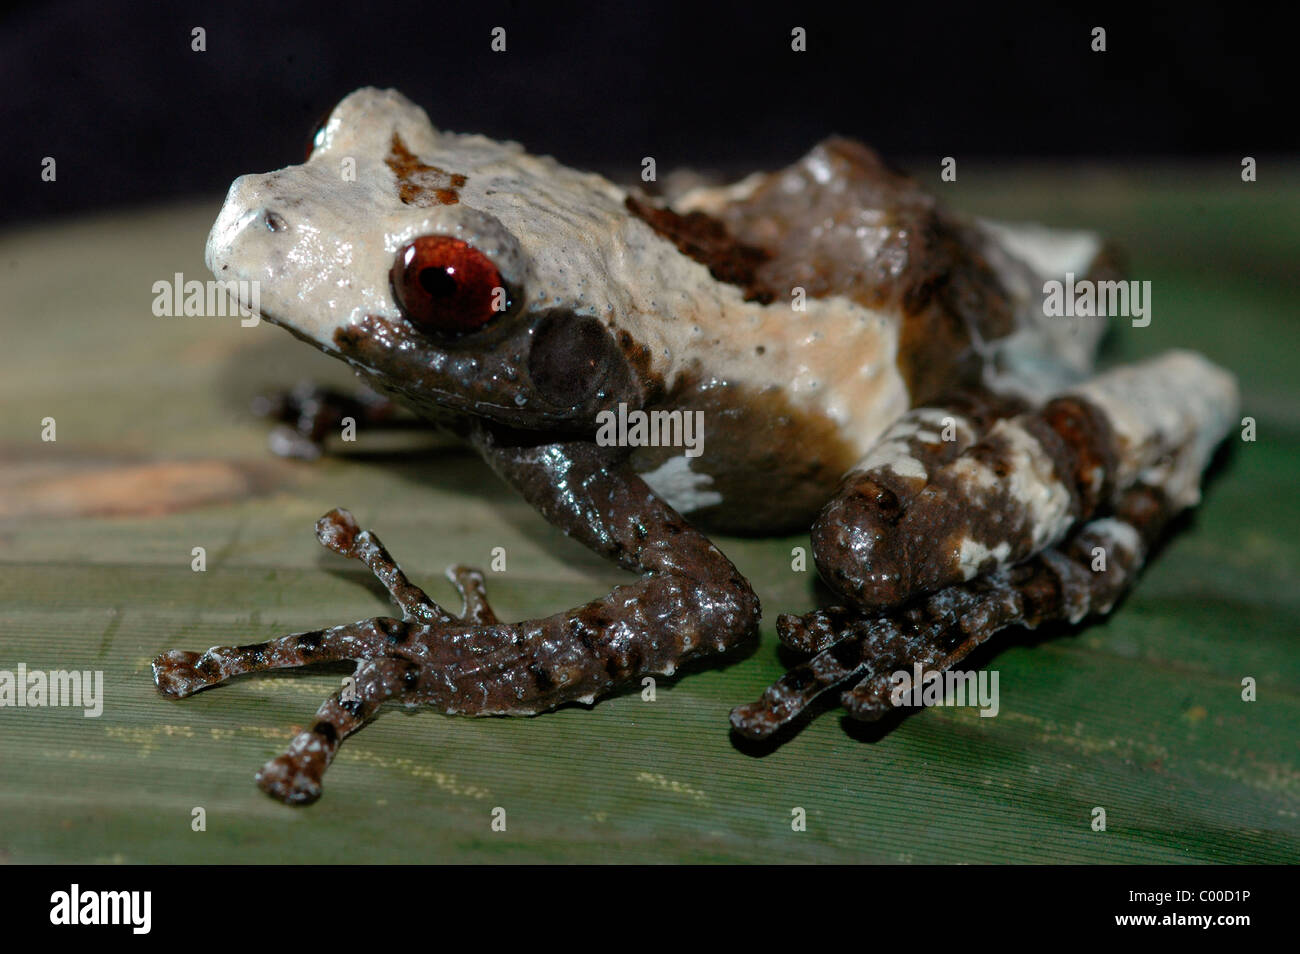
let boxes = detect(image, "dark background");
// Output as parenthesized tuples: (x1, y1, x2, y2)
(3, 0, 1294, 226)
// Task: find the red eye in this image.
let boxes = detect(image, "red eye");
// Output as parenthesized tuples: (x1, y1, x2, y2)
(387, 237, 504, 337)
(390, 236, 505, 336)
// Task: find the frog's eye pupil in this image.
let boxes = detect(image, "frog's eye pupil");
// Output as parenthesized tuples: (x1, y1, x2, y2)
(391, 236, 504, 336)
(418, 266, 457, 298)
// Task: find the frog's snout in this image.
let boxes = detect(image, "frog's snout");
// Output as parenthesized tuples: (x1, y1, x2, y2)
(205, 174, 265, 276)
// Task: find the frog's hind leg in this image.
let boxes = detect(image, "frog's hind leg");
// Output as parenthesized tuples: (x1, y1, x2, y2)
(256, 655, 417, 805)
(810, 351, 1238, 616)
(732, 476, 1177, 739)
(733, 350, 1239, 739)
(779, 387, 1027, 652)
(837, 481, 1167, 721)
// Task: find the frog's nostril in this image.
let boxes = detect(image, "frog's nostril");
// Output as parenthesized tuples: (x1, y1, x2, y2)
(263, 210, 288, 233)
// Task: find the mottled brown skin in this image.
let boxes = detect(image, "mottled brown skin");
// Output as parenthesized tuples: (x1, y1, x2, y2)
(705, 138, 1014, 404)
(732, 479, 1179, 738)
(627, 141, 1012, 405)
(811, 393, 1120, 612)
(802, 388, 1031, 601)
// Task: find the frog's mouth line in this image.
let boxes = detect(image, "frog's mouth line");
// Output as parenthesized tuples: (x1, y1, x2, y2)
(248, 304, 348, 359)
(245, 309, 613, 439)
(330, 313, 601, 431)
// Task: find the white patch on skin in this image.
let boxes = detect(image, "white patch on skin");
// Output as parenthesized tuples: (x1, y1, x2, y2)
(859, 418, 926, 478)
(1070, 351, 1239, 506)
(980, 220, 1101, 282)
(671, 172, 767, 215)
(884, 419, 921, 438)
(861, 440, 928, 481)
(994, 421, 1075, 551)
(957, 538, 1013, 580)
(854, 410, 976, 483)
(913, 407, 961, 428)
(1085, 517, 1141, 559)
(944, 418, 1074, 553)
(638, 455, 723, 514)
(947, 454, 1001, 494)
(975, 218, 1108, 400)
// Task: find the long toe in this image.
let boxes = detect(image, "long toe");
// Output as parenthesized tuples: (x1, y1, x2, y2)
(256, 754, 324, 805)
(151, 650, 207, 698)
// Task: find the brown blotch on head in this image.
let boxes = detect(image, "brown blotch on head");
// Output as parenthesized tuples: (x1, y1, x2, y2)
(385, 133, 467, 207)
(624, 195, 776, 303)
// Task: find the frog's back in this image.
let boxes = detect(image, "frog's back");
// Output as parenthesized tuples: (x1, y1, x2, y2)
(628, 139, 1120, 534)
(669, 138, 1115, 405)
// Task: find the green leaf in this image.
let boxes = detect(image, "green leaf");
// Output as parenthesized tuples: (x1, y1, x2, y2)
(0, 171, 1296, 863)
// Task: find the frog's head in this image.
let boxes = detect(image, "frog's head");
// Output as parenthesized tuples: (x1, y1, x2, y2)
(206, 87, 653, 433)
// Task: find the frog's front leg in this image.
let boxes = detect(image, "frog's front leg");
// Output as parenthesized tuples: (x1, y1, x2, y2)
(465, 429, 762, 689)
(152, 434, 759, 804)
(151, 508, 476, 699)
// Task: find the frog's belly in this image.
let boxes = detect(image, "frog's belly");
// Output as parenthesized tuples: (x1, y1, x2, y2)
(628, 382, 862, 535)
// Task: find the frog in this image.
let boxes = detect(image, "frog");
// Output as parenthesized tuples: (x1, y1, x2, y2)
(152, 87, 1239, 804)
